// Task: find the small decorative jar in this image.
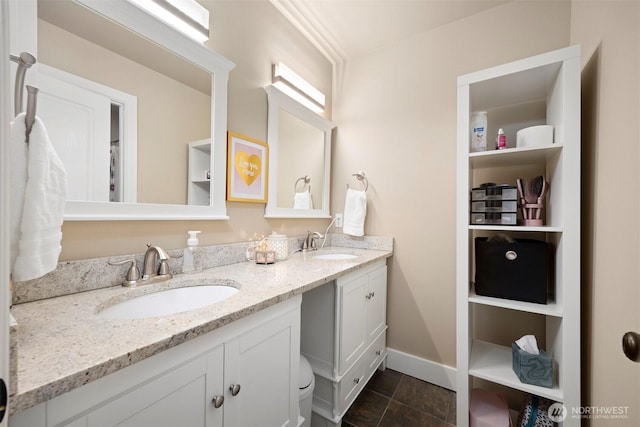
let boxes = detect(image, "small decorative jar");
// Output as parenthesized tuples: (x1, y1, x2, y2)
(255, 250, 276, 264)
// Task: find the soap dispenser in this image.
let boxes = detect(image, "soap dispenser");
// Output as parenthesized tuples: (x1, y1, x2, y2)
(183, 230, 202, 273)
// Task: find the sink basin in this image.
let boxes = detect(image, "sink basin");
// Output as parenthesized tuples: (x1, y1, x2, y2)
(313, 253, 358, 260)
(98, 285, 239, 319)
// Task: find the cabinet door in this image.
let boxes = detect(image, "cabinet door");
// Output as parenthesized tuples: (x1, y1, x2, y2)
(366, 266, 387, 343)
(205, 345, 224, 427)
(338, 274, 368, 376)
(86, 355, 209, 427)
(224, 310, 298, 427)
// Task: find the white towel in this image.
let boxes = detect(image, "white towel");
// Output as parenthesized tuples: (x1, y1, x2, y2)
(343, 189, 366, 236)
(11, 114, 67, 282)
(293, 191, 313, 209)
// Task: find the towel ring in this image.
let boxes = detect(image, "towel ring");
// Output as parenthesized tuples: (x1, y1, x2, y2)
(347, 171, 368, 192)
(294, 175, 311, 193)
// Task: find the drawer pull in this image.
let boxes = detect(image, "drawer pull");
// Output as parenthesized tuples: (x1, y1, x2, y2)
(212, 395, 224, 408)
(229, 383, 241, 396)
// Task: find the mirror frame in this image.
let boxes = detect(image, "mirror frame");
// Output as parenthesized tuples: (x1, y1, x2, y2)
(264, 85, 334, 219)
(63, 0, 235, 220)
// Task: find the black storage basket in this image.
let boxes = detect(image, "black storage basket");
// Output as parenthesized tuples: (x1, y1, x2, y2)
(474, 237, 552, 304)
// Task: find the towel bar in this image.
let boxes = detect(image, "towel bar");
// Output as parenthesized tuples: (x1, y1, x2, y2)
(347, 171, 368, 192)
(294, 175, 311, 193)
(9, 51, 39, 142)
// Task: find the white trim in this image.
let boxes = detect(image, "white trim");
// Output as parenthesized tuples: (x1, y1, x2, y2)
(52, 0, 236, 220)
(386, 347, 456, 392)
(1, 1, 11, 424)
(264, 84, 334, 219)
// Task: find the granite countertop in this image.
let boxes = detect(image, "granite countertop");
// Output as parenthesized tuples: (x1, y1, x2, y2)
(9, 247, 392, 414)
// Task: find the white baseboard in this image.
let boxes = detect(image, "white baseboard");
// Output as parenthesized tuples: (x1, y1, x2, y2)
(385, 347, 456, 392)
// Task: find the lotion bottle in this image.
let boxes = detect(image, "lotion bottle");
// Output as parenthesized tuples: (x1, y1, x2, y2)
(183, 230, 202, 273)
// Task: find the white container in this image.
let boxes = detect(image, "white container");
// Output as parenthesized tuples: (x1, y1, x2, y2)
(470, 111, 488, 152)
(298, 355, 315, 427)
(268, 232, 289, 261)
(516, 125, 554, 148)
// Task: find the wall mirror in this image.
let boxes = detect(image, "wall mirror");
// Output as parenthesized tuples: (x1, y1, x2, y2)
(265, 85, 334, 218)
(36, 0, 234, 220)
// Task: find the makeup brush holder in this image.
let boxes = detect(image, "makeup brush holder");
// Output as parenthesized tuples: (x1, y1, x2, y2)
(516, 177, 549, 226)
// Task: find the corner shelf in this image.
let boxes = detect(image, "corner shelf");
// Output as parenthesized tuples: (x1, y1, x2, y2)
(456, 45, 581, 427)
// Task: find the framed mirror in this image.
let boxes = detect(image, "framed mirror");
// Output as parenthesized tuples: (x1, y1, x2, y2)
(264, 85, 334, 218)
(37, 0, 234, 220)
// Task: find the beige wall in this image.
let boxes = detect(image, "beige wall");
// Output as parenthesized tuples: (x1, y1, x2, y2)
(332, 0, 571, 368)
(58, 0, 333, 260)
(570, 0, 640, 424)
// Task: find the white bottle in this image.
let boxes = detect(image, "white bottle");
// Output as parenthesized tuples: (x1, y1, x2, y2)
(470, 111, 488, 152)
(183, 230, 201, 273)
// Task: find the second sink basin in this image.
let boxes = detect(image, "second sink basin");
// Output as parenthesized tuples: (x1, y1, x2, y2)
(313, 253, 358, 260)
(98, 285, 239, 319)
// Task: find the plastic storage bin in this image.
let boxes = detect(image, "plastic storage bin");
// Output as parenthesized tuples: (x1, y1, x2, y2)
(470, 388, 511, 427)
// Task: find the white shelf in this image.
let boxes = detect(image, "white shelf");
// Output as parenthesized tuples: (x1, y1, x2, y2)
(457, 45, 581, 427)
(188, 139, 211, 206)
(469, 144, 563, 169)
(469, 225, 563, 233)
(469, 287, 563, 317)
(469, 340, 563, 402)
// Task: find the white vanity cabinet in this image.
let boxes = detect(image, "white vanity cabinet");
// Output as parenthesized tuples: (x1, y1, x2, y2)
(10, 296, 301, 427)
(301, 261, 388, 425)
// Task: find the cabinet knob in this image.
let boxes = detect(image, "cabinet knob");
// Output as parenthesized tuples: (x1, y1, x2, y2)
(375, 350, 382, 356)
(353, 377, 360, 385)
(229, 383, 241, 396)
(366, 292, 375, 300)
(211, 395, 224, 408)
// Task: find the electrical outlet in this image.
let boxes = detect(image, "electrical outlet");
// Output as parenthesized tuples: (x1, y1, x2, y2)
(335, 213, 343, 228)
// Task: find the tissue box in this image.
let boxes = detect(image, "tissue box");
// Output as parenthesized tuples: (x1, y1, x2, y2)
(511, 343, 553, 388)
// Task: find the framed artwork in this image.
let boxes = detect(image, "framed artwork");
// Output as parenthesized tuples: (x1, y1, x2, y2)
(227, 131, 269, 203)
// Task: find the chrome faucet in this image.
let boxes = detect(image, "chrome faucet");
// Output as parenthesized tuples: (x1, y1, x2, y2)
(108, 244, 172, 287)
(302, 231, 323, 251)
(142, 244, 171, 280)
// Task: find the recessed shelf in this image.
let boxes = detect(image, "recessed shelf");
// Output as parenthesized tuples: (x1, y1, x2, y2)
(469, 340, 563, 402)
(469, 287, 563, 317)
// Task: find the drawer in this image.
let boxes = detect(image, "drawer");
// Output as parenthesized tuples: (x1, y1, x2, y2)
(337, 355, 366, 415)
(365, 332, 386, 372)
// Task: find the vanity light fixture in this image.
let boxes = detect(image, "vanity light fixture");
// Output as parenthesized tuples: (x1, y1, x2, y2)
(126, 0, 210, 43)
(273, 62, 325, 113)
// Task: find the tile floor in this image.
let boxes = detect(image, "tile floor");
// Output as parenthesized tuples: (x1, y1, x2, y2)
(342, 369, 457, 427)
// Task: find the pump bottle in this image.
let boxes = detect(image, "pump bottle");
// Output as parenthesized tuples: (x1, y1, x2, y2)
(183, 230, 202, 273)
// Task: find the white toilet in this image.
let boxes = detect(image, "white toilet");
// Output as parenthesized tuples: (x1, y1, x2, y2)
(298, 355, 315, 427)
